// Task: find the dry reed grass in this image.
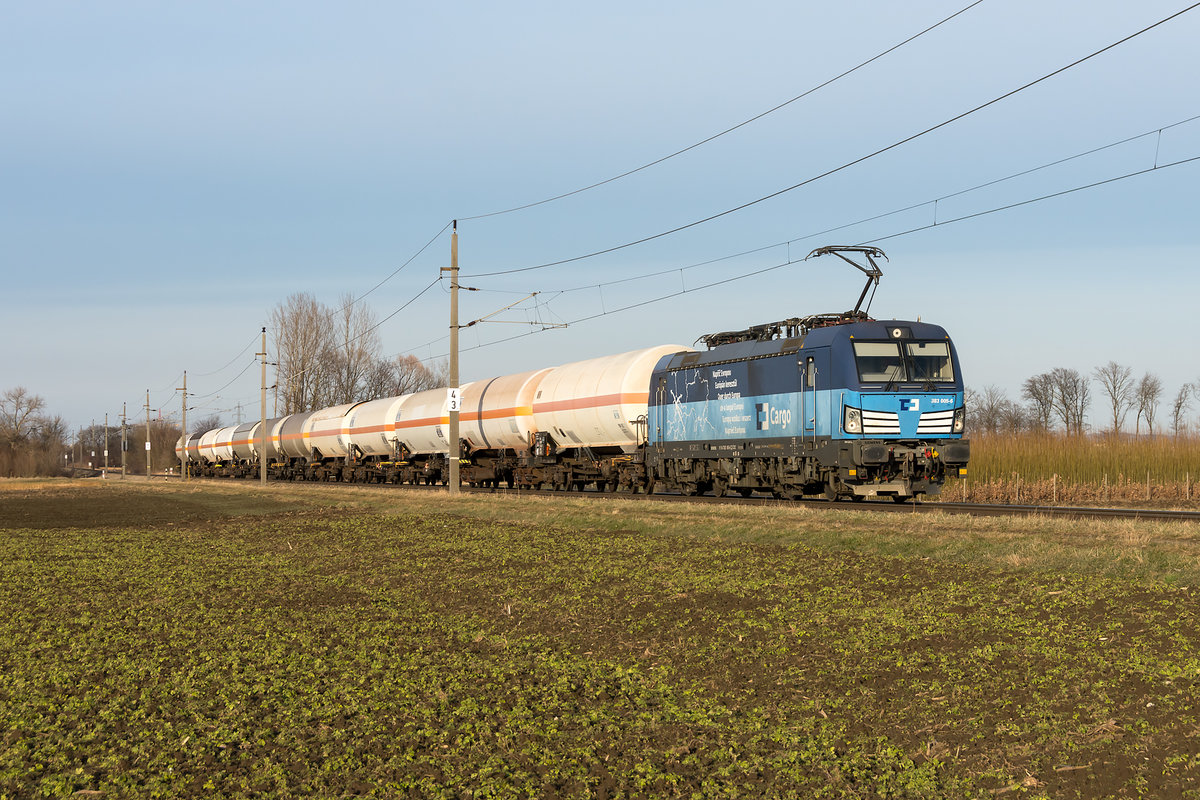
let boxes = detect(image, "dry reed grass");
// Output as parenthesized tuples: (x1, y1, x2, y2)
(945, 432, 1200, 507)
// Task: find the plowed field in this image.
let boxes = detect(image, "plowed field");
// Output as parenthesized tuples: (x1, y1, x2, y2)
(1, 481, 1198, 798)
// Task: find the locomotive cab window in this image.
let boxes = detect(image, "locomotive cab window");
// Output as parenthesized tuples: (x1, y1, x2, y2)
(853, 342, 906, 383)
(854, 340, 956, 384)
(905, 341, 954, 382)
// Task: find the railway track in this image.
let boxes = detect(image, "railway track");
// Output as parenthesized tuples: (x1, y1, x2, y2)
(464, 485, 1200, 523)
(188, 476, 1200, 523)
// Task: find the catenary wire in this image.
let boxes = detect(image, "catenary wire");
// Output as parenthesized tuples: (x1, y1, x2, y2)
(347, 220, 453, 307)
(422, 150, 1200, 358)
(862, 153, 1200, 245)
(462, 2, 1200, 279)
(191, 333, 261, 378)
(538, 112, 1200, 296)
(457, 0, 986, 221)
(190, 357, 259, 401)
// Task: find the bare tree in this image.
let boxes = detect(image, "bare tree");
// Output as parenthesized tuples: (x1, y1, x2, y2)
(190, 415, 223, 436)
(1050, 367, 1090, 436)
(966, 385, 1013, 436)
(363, 355, 448, 400)
(0, 388, 68, 477)
(1093, 361, 1134, 436)
(999, 402, 1030, 434)
(33, 415, 68, 452)
(271, 293, 334, 414)
(1022, 373, 1055, 432)
(0, 387, 46, 447)
(1170, 383, 1191, 440)
(1134, 373, 1163, 437)
(327, 293, 381, 406)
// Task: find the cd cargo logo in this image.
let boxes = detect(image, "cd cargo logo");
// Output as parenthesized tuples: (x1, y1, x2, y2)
(755, 402, 792, 431)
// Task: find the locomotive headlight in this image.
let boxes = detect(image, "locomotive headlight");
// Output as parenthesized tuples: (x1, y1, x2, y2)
(953, 406, 965, 433)
(844, 406, 863, 434)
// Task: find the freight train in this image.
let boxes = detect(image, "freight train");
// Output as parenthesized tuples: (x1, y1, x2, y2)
(178, 247, 969, 501)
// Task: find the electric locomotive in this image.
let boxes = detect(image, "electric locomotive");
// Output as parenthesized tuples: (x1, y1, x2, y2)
(644, 246, 968, 501)
(645, 312, 968, 501)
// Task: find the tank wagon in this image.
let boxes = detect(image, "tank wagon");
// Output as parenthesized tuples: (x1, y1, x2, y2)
(178, 247, 970, 500)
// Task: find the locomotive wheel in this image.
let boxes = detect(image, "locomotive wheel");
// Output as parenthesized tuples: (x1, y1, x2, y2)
(680, 483, 698, 497)
(822, 481, 838, 501)
(737, 488, 753, 498)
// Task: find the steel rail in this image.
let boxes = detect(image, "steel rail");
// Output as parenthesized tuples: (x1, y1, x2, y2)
(178, 476, 1200, 524)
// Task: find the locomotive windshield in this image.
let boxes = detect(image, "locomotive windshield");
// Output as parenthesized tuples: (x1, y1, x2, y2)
(853, 340, 955, 384)
(905, 341, 954, 382)
(853, 342, 906, 382)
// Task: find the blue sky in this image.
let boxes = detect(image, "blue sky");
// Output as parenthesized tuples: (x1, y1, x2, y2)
(3, 1, 1198, 432)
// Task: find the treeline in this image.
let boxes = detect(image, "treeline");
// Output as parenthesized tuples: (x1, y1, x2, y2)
(969, 361, 1196, 438)
(0, 387, 69, 477)
(271, 292, 448, 415)
(71, 419, 182, 475)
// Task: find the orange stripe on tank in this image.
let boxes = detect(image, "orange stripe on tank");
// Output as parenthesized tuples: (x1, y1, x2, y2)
(532, 392, 645, 413)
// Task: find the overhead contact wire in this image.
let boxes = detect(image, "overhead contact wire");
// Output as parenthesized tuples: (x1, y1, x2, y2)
(431, 149, 1200, 358)
(458, 0, 986, 222)
(347, 220, 453, 308)
(464, 2, 1200, 279)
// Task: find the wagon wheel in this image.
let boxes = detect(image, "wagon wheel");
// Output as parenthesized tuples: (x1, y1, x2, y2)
(680, 483, 699, 497)
(822, 481, 838, 501)
(737, 487, 753, 498)
(711, 476, 728, 498)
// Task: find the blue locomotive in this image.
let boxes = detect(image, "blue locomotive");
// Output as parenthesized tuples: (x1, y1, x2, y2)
(644, 247, 969, 501)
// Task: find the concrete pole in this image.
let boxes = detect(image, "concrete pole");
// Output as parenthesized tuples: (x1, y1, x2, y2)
(259, 327, 268, 485)
(145, 389, 151, 478)
(103, 413, 108, 478)
(442, 221, 460, 495)
(121, 402, 127, 479)
(178, 372, 187, 481)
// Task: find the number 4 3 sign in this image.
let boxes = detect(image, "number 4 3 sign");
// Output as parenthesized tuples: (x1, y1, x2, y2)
(447, 388, 462, 413)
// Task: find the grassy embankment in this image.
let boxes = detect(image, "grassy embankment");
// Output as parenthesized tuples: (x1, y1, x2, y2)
(948, 433, 1200, 506)
(2, 479, 1199, 798)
